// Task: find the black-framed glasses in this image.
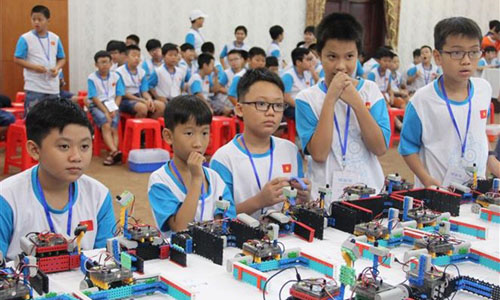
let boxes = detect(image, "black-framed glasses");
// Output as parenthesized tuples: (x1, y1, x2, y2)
(439, 50, 482, 60)
(241, 101, 288, 112)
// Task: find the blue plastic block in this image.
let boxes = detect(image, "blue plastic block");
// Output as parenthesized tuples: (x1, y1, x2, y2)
(257, 260, 279, 272)
(378, 240, 388, 247)
(478, 256, 500, 272)
(185, 239, 193, 253)
(492, 215, 500, 223)
(241, 271, 258, 287)
(233, 268, 239, 279)
(167, 286, 191, 300)
(480, 212, 489, 221)
(432, 255, 451, 266)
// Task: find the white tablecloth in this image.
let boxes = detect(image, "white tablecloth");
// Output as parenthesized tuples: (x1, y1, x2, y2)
(43, 204, 499, 300)
(482, 68, 500, 99)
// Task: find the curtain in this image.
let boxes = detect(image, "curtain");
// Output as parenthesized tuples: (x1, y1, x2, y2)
(306, 0, 327, 26)
(384, 0, 401, 51)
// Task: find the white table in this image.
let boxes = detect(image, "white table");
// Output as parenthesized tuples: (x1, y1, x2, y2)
(482, 68, 500, 99)
(44, 204, 499, 300)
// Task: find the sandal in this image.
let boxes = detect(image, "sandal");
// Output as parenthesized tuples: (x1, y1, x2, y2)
(103, 154, 114, 166)
(112, 151, 123, 164)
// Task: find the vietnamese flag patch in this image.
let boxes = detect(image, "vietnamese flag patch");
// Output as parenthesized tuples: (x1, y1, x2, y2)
(51, 41, 56, 46)
(282, 163, 292, 173)
(480, 110, 487, 119)
(365, 102, 371, 109)
(79, 220, 94, 231)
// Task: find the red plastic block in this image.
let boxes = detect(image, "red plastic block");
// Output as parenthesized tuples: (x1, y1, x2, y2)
(69, 254, 80, 269)
(37, 243, 68, 254)
(38, 255, 70, 273)
(159, 245, 170, 259)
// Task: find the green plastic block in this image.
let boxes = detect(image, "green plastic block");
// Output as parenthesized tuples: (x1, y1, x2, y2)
(340, 265, 356, 286)
(121, 252, 132, 270)
(287, 251, 299, 258)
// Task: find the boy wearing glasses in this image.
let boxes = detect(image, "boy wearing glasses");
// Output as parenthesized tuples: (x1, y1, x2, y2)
(399, 17, 494, 188)
(210, 68, 311, 218)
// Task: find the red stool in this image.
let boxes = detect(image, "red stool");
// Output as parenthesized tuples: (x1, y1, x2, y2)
(121, 118, 163, 163)
(157, 117, 173, 156)
(1, 107, 24, 120)
(388, 108, 405, 147)
(77, 96, 87, 110)
(77, 90, 88, 97)
(281, 118, 296, 143)
(12, 92, 25, 108)
(3, 122, 37, 174)
(205, 116, 237, 155)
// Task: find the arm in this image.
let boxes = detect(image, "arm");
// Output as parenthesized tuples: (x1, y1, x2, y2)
(403, 154, 440, 187)
(0, 195, 14, 256)
(406, 68, 419, 85)
(281, 73, 295, 107)
(236, 177, 290, 215)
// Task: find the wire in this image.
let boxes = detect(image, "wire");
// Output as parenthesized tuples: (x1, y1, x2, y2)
(262, 266, 300, 300)
(278, 279, 297, 300)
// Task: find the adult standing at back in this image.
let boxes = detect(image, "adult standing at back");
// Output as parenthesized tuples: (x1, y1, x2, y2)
(185, 9, 208, 56)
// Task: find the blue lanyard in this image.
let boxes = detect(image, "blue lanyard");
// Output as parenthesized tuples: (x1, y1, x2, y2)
(334, 105, 351, 167)
(240, 136, 274, 190)
(35, 171, 75, 236)
(378, 68, 389, 90)
(35, 32, 50, 63)
(164, 64, 176, 81)
(170, 160, 206, 221)
(97, 73, 110, 100)
(423, 65, 432, 84)
(439, 76, 472, 158)
(125, 65, 139, 89)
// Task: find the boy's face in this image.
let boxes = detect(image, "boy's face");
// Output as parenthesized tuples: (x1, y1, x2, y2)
(249, 55, 266, 69)
(127, 50, 141, 68)
(297, 54, 313, 71)
(117, 52, 127, 65)
(390, 56, 400, 71)
(433, 35, 481, 83)
(149, 48, 162, 61)
(413, 55, 422, 65)
(228, 53, 243, 70)
(28, 125, 92, 184)
(164, 50, 179, 66)
(304, 32, 315, 44)
(379, 56, 392, 71)
(202, 60, 214, 74)
(31, 12, 48, 33)
(485, 51, 497, 60)
(320, 39, 358, 85)
(109, 50, 119, 63)
(235, 30, 246, 43)
(268, 66, 279, 75)
(235, 81, 284, 137)
(182, 49, 196, 62)
(420, 47, 432, 64)
(194, 18, 205, 28)
(96, 57, 111, 74)
(163, 118, 210, 161)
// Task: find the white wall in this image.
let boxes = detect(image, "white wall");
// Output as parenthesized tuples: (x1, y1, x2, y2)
(398, 0, 499, 72)
(68, 0, 306, 91)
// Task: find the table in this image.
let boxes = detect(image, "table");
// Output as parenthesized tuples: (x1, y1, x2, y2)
(482, 68, 500, 99)
(42, 204, 499, 300)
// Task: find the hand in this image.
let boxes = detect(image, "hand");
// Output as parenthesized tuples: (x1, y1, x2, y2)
(415, 71, 422, 78)
(109, 111, 116, 119)
(326, 72, 351, 103)
(431, 73, 438, 80)
(423, 176, 441, 188)
(339, 79, 363, 108)
(292, 178, 311, 204)
(187, 152, 205, 179)
(34, 65, 47, 73)
(258, 177, 290, 208)
(143, 99, 155, 112)
(105, 112, 112, 123)
(49, 68, 59, 77)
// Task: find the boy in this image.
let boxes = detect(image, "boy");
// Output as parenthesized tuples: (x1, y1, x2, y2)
(309, 43, 325, 79)
(125, 34, 140, 46)
(481, 20, 500, 51)
(477, 46, 499, 76)
(148, 95, 236, 232)
(211, 68, 311, 217)
(87, 50, 125, 165)
(228, 47, 267, 105)
(388, 53, 409, 108)
(185, 9, 207, 55)
(295, 13, 390, 203)
(106, 40, 127, 71)
(14, 5, 66, 113)
(201, 42, 224, 74)
(266, 56, 279, 74)
(142, 39, 163, 80)
(281, 47, 315, 120)
(300, 26, 316, 49)
(149, 43, 189, 103)
(367, 47, 395, 102)
(188, 53, 222, 113)
(267, 25, 286, 69)
(0, 99, 115, 260)
(217, 50, 245, 109)
(220, 26, 250, 70)
(0, 111, 15, 141)
(116, 45, 164, 118)
(399, 17, 494, 188)
(406, 45, 440, 93)
(178, 43, 197, 83)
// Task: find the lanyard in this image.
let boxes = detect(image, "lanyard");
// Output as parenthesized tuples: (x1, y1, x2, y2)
(334, 105, 351, 168)
(98, 73, 110, 100)
(423, 65, 432, 84)
(125, 65, 139, 89)
(35, 32, 51, 64)
(165, 64, 176, 81)
(439, 76, 472, 158)
(170, 160, 206, 221)
(35, 170, 75, 236)
(294, 68, 307, 87)
(378, 68, 389, 91)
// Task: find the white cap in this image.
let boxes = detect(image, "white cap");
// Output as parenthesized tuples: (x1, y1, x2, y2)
(189, 9, 208, 22)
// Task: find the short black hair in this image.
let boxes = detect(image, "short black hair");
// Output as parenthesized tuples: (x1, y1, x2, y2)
(240, 50, 249, 60)
(249, 47, 266, 59)
(94, 50, 111, 63)
(201, 42, 215, 54)
(291, 47, 310, 65)
(412, 48, 421, 58)
(162, 43, 178, 56)
(237, 68, 284, 101)
(489, 20, 500, 31)
(484, 46, 497, 53)
(434, 17, 482, 51)
(316, 13, 363, 54)
(269, 25, 284, 40)
(266, 56, 279, 68)
(304, 25, 315, 34)
(308, 43, 317, 51)
(126, 34, 140, 45)
(180, 43, 195, 52)
(106, 40, 126, 53)
(420, 45, 432, 52)
(31, 5, 50, 19)
(146, 39, 161, 52)
(125, 44, 141, 55)
(235, 25, 248, 35)
(164, 95, 212, 131)
(26, 99, 93, 146)
(227, 49, 243, 58)
(374, 47, 394, 59)
(198, 53, 214, 68)
(296, 41, 306, 48)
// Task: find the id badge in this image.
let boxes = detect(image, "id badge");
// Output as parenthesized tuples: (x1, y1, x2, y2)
(103, 100, 119, 112)
(442, 162, 471, 188)
(332, 169, 361, 200)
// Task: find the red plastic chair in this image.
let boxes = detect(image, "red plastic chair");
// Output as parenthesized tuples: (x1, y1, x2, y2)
(1, 107, 24, 120)
(12, 92, 25, 108)
(121, 118, 163, 163)
(205, 116, 237, 155)
(388, 108, 405, 147)
(280, 118, 296, 143)
(3, 122, 37, 174)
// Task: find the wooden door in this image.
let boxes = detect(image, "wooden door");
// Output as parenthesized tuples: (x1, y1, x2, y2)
(0, 0, 68, 101)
